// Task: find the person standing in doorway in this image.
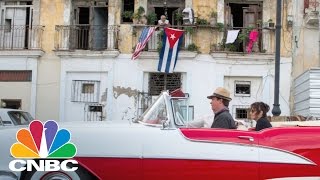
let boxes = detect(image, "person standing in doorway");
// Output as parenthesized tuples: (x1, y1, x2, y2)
(158, 15, 171, 27)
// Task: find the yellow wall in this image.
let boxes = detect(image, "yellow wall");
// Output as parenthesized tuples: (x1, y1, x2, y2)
(119, 25, 134, 54)
(193, 0, 216, 19)
(36, 0, 64, 121)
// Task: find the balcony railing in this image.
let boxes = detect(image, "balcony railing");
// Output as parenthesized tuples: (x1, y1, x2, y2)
(211, 26, 275, 53)
(131, 25, 275, 54)
(55, 25, 119, 51)
(132, 25, 196, 52)
(0, 25, 44, 50)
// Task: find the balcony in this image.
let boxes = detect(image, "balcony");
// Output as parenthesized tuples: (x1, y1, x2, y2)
(55, 25, 119, 51)
(132, 25, 197, 52)
(131, 25, 275, 58)
(210, 27, 275, 54)
(0, 25, 44, 50)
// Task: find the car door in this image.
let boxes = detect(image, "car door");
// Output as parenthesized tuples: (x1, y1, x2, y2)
(142, 128, 260, 180)
(179, 128, 260, 179)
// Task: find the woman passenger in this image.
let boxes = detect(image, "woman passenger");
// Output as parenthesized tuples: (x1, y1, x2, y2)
(250, 102, 272, 131)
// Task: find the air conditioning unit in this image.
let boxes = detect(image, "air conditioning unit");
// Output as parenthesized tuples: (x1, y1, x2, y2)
(305, 10, 319, 26)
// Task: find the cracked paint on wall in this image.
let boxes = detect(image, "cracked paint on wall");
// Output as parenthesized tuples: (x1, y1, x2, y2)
(113, 86, 140, 121)
(113, 86, 139, 99)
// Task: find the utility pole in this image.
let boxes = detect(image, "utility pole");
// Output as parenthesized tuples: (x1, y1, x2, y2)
(272, 0, 282, 116)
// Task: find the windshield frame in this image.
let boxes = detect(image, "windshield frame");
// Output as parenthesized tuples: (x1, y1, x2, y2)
(171, 96, 191, 127)
(137, 92, 174, 127)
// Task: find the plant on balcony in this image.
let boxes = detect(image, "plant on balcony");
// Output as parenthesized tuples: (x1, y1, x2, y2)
(267, 19, 275, 28)
(256, 19, 262, 28)
(237, 26, 255, 44)
(196, 18, 209, 25)
(184, 26, 195, 35)
(147, 12, 157, 25)
(216, 43, 224, 51)
(132, 6, 145, 24)
(210, 11, 217, 26)
(216, 22, 224, 32)
(187, 43, 199, 52)
(175, 12, 184, 25)
(224, 44, 237, 52)
(122, 11, 134, 20)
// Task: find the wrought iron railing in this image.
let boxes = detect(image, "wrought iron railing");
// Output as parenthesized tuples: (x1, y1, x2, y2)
(0, 25, 44, 50)
(132, 25, 196, 52)
(211, 26, 275, 53)
(55, 25, 119, 51)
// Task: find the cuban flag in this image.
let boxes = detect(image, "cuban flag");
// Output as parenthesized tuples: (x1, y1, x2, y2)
(158, 28, 184, 73)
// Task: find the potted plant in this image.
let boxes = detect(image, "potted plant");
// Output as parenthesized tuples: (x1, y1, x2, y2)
(132, 6, 145, 24)
(210, 11, 217, 26)
(187, 43, 199, 52)
(175, 12, 183, 25)
(196, 18, 209, 25)
(146, 12, 157, 25)
(216, 22, 224, 32)
(122, 11, 134, 23)
(256, 19, 262, 28)
(268, 19, 275, 28)
(184, 26, 195, 35)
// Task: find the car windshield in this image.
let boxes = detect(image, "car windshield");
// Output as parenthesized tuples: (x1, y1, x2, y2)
(8, 111, 33, 125)
(171, 98, 193, 126)
(139, 95, 168, 126)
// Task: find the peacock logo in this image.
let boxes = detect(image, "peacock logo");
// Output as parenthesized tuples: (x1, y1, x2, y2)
(10, 120, 77, 159)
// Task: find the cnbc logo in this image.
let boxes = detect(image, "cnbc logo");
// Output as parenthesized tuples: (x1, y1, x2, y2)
(9, 120, 78, 172)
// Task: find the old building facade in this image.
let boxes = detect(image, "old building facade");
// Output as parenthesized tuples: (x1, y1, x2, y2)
(0, 0, 318, 121)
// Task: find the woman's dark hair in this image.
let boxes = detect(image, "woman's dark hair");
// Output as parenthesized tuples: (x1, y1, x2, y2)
(250, 102, 270, 118)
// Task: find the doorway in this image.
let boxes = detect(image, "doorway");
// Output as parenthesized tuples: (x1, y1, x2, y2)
(225, 2, 262, 52)
(73, 6, 108, 50)
(154, 7, 180, 26)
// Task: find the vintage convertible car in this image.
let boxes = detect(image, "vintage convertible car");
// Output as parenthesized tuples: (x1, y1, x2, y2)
(0, 91, 320, 180)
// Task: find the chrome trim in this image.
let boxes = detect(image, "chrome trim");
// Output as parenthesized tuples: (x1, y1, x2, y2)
(238, 135, 254, 142)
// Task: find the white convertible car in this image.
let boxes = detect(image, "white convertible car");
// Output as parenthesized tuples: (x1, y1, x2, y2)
(1, 91, 320, 180)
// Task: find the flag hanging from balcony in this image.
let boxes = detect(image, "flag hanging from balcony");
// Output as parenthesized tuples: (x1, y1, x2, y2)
(158, 27, 184, 73)
(131, 27, 156, 60)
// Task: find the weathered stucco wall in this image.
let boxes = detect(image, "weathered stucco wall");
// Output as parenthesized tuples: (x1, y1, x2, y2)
(193, 0, 216, 19)
(291, 0, 319, 79)
(119, 25, 134, 54)
(36, 0, 64, 120)
(0, 82, 31, 110)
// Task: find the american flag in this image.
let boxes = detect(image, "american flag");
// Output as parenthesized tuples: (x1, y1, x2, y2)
(131, 27, 156, 60)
